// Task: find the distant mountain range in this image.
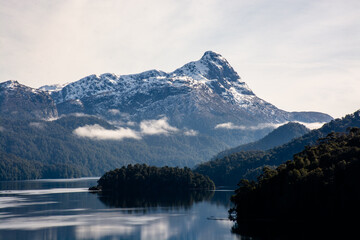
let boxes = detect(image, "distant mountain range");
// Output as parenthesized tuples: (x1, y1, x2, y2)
(0, 51, 334, 180)
(44, 51, 331, 127)
(1, 51, 331, 143)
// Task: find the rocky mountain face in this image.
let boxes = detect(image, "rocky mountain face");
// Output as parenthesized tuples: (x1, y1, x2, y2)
(0, 80, 58, 119)
(0, 51, 336, 179)
(39, 51, 332, 143)
(0, 51, 332, 146)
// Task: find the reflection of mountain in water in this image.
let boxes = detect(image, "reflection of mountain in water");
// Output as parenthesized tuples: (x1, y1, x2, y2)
(97, 190, 215, 210)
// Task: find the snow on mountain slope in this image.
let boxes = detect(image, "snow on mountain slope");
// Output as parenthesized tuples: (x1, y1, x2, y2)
(38, 83, 68, 93)
(0, 80, 58, 119)
(49, 51, 254, 105)
(41, 51, 333, 137)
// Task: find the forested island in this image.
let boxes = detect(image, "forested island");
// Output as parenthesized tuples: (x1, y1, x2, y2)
(229, 128, 360, 236)
(90, 164, 215, 194)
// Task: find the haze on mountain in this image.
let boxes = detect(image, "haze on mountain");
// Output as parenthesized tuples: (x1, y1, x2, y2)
(194, 110, 360, 186)
(40, 51, 331, 135)
(0, 51, 333, 180)
(214, 122, 311, 160)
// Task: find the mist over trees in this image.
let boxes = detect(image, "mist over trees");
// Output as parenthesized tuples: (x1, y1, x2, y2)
(194, 110, 360, 186)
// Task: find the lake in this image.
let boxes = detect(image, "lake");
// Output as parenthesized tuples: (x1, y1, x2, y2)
(0, 178, 240, 240)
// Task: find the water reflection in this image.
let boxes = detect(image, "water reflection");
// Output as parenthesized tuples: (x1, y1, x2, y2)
(98, 190, 215, 210)
(232, 219, 356, 240)
(0, 178, 239, 240)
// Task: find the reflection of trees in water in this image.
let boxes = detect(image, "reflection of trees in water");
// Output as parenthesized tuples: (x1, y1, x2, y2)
(0, 179, 97, 191)
(231, 220, 354, 240)
(97, 190, 215, 212)
(208, 190, 235, 208)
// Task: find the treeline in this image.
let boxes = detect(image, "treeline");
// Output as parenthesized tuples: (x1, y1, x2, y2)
(0, 115, 227, 180)
(0, 151, 81, 180)
(194, 110, 360, 186)
(94, 164, 215, 194)
(230, 128, 360, 226)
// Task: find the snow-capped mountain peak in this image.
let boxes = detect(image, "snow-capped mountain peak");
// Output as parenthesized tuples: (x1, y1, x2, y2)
(0, 80, 58, 119)
(172, 51, 239, 81)
(200, 50, 232, 71)
(36, 51, 332, 127)
(2, 80, 44, 95)
(1, 80, 21, 89)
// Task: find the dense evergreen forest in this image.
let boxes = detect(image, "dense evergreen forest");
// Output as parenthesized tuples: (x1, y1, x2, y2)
(0, 151, 81, 180)
(0, 115, 227, 180)
(92, 164, 215, 194)
(229, 128, 360, 236)
(194, 110, 360, 186)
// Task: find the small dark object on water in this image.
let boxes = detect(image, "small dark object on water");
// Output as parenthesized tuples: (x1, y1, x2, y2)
(88, 186, 101, 191)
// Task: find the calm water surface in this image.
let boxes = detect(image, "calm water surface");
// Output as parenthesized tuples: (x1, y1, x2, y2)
(0, 178, 240, 240)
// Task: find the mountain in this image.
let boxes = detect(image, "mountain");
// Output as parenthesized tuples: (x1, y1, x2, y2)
(214, 122, 310, 159)
(42, 51, 332, 146)
(0, 80, 58, 119)
(0, 114, 229, 180)
(194, 110, 360, 186)
(0, 51, 334, 180)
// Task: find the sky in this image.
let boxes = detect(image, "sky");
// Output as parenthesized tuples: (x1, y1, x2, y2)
(1, 0, 359, 118)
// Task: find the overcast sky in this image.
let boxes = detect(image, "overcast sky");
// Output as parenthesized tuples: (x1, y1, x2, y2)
(1, 0, 359, 118)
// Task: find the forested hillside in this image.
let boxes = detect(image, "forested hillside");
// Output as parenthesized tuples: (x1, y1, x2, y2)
(0, 115, 227, 180)
(194, 110, 360, 186)
(230, 128, 360, 228)
(214, 122, 310, 159)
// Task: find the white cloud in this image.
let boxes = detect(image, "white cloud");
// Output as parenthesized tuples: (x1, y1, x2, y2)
(140, 117, 179, 136)
(184, 129, 199, 136)
(214, 122, 244, 130)
(73, 124, 141, 140)
(293, 121, 326, 130)
(72, 117, 180, 140)
(126, 121, 136, 127)
(0, 126, 4, 132)
(1, 1, 360, 118)
(215, 121, 327, 131)
(44, 117, 59, 122)
(215, 122, 282, 130)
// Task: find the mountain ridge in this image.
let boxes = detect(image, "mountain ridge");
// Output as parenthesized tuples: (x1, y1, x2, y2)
(37, 51, 332, 131)
(0, 80, 58, 119)
(0, 51, 335, 180)
(214, 122, 311, 159)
